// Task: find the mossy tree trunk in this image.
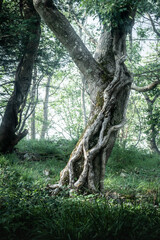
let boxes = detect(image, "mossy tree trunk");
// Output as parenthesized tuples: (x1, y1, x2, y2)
(34, 0, 136, 193)
(0, 0, 41, 153)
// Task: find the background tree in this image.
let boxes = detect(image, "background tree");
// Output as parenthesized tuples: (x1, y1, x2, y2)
(40, 75, 52, 139)
(0, 0, 41, 153)
(116, 6, 160, 151)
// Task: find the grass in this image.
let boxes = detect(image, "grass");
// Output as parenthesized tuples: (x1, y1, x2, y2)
(0, 139, 160, 240)
(105, 144, 160, 202)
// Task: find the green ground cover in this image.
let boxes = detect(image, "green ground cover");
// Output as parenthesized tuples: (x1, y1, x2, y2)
(0, 139, 160, 240)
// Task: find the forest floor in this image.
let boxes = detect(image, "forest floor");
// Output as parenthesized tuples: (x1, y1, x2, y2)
(0, 139, 160, 240)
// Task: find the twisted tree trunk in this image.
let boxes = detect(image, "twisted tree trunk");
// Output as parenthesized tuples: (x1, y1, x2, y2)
(34, 0, 136, 193)
(0, 0, 41, 153)
(57, 32, 133, 193)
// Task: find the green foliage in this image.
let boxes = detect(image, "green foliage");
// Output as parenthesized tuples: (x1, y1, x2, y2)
(45, 66, 87, 140)
(37, 25, 67, 75)
(0, 141, 160, 239)
(0, 0, 38, 68)
(80, 0, 140, 30)
(138, 0, 160, 17)
(17, 138, 77, 160)
(108, 143, 160, 172)
(131, 42, 160, 149)
(0, 169, 160, 239)
(105, 144, 160, 195)
(109, 144, 144, 168)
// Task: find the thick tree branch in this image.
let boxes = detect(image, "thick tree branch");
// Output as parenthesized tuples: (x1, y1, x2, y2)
(33, 0, 102, 85)
(131, 80, 160, 92)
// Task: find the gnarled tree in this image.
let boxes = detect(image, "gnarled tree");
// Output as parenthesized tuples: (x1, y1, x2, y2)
(33, 0, 137, 193)
(0, 0, 41, 153)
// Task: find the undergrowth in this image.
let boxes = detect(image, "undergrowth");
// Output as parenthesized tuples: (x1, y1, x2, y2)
(105, 144, 160, 198)
(17, 138, 77, 160)
(0, 139, 160, 240)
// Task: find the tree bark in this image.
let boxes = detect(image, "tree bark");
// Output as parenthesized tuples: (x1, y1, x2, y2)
(30, 65, 39, 140)
(0, 0, 41, 153)
(79, 22, 88, 128)
(30, 85, 36, 139)
(34, 0, 136, 193)
(81, 76, 87, 127)
(31, 108, 36, 139)
(40, 75, 51, 139)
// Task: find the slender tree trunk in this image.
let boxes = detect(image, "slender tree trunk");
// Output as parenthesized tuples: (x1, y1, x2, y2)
(144, 94, 160, 155)
(30, 84, 36, 140)
(40, 75, 51, 139)
(30, 67, 37, 140)
(0, 0, 41, 153)
(34, 0, 136, 193)
(31, 109, 36, 139)
(131, 78, 160, 151)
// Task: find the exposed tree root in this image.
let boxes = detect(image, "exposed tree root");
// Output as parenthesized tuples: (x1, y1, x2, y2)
(49, 53, 133, 195)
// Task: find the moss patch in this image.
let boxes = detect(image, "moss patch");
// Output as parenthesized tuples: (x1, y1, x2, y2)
(96, 91, 104, 107)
